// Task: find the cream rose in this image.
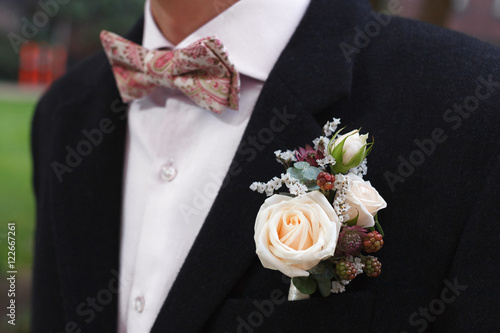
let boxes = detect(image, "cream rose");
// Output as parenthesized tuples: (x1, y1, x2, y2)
(332, 130, 368, 164)
(254, 191, 341, 277)
(344, 173, 387, 227)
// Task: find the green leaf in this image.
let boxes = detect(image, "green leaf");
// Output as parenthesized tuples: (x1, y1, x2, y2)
(316, 279, 332, 297)
(327, 127, 346, 151)
(309, 261, 335, 281)
(308, 261, 327, 275)
(303, 166, 322, 180)
(294, 162, 310, 170)
(330, 136, 347, 163)
(306, 182, 320, 191)
(287, 167, 305, 181)
(374, 215, 384, 237)
(292, 277, 317, 295)
(332, 164, 350, 175)
(330, 135, 351, 174)
(365, 139, 374, 158)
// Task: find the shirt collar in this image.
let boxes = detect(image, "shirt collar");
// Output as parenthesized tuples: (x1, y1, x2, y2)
(142, 0, 310, 82)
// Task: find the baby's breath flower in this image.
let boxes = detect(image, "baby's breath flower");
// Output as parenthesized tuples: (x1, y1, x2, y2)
(349, 158, 368, 177)
(250, 182, 266, 194)
(317, 155, 336, 168)
(323, 118, 341, 136)
(331, 280, 349, 294)
(274, 150, 296, 166)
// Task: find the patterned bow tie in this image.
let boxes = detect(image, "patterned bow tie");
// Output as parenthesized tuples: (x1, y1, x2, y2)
(100, 30, 240, 114)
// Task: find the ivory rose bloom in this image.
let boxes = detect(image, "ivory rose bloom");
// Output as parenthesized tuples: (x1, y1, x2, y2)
(332, 130, 369, 164)
(344, 173, 387, 227)
(254, 191, 341, 277)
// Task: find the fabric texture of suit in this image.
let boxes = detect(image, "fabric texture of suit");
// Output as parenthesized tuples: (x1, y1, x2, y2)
(31, 0, 500, 332)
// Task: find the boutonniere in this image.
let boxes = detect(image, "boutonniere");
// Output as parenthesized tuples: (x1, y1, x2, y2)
(250, 118, 387, 300)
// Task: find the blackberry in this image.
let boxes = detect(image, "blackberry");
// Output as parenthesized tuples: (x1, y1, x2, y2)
(335, 259, 357, 281)
(363, 231, 384, 253)
(364, 256, 382, 277)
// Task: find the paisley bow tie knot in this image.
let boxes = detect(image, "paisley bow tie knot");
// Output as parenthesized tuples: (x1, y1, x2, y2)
(100, 30, 240, 114)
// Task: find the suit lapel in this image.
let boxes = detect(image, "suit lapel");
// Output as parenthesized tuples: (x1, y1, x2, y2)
(50, 71, 125, 331)
(151, 0, 370, 331)
(49, 20, 144, 331)
(150, 74, 323, 333)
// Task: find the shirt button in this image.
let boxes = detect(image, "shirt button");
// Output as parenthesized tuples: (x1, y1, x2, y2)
(134, 296, 145, 313)
(160, 165, 177, 181)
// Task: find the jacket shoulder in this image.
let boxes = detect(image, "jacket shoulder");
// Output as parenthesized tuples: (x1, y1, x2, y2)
(365, 15, 500, 74)
(37, 50, 112, 111)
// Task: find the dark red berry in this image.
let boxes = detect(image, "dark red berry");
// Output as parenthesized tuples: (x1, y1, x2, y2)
(317, 172, 335, 191)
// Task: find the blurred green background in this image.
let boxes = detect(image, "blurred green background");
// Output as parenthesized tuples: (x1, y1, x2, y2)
(0, 98, 36, 267)
(1, 0, 500, 332)
(0, 95, 38, 331)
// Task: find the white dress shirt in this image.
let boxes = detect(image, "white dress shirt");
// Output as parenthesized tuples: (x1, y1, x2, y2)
(118, 0, 310, 331)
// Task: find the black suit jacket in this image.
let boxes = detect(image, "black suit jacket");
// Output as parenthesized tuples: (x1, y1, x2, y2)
(31, 0, 500, 332)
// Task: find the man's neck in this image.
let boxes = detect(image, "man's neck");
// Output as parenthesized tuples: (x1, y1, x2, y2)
(150, 0, 238, 45)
